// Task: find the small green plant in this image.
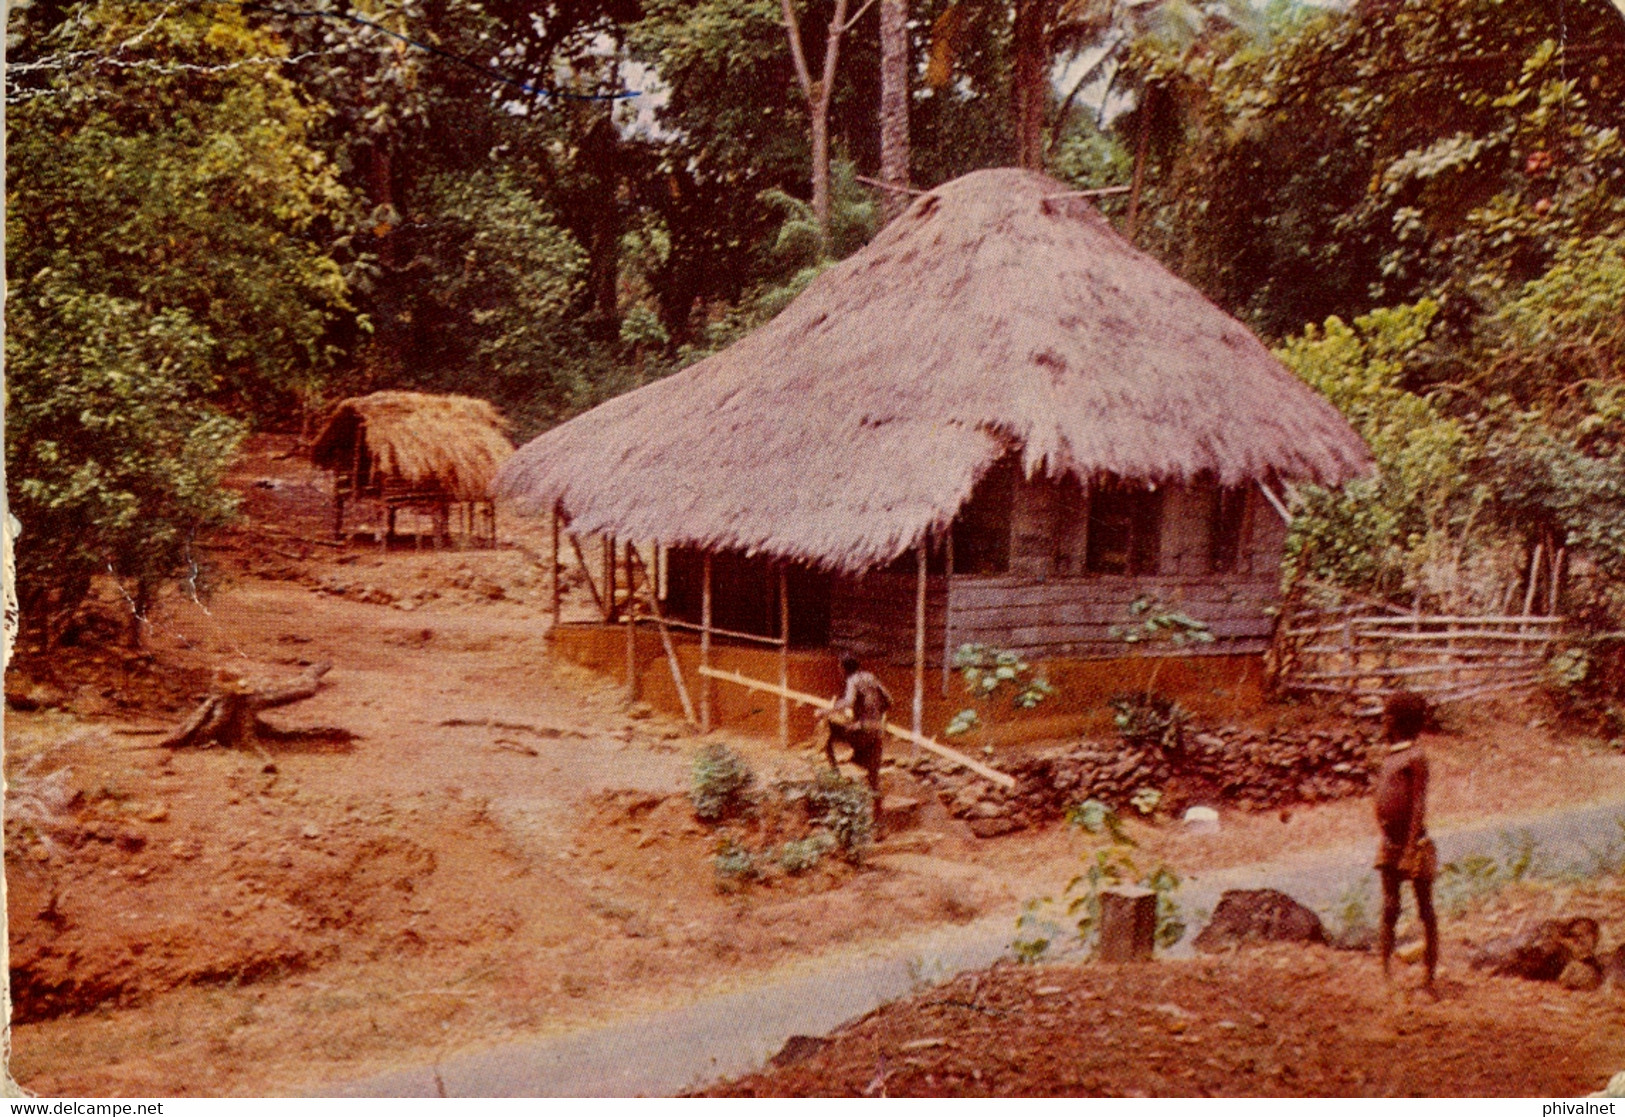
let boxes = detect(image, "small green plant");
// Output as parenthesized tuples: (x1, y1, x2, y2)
(945, 644, 1056, 740)
(690, 743, 755, 822)
(1015, 799, 1185, 959)
(807, 768, 874, 861)
(1065, 798, 1135, 846)
(775, 833, 836, 875)
(713, 834, 759, 884)
(1325, 878, 1375, 942)
(1129, 787, 1164, 816)
(1109, 691, 1190, 751)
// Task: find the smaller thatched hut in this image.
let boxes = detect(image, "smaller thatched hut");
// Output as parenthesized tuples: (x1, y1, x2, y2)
(311, 391, 513, 547)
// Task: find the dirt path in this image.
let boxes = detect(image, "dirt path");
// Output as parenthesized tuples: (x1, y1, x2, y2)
(9, 434, 1625, 1097)
(333, 796, 1625, 1096)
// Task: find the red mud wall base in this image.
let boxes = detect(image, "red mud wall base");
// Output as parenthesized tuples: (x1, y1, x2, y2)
(549, 623, 1269, 747)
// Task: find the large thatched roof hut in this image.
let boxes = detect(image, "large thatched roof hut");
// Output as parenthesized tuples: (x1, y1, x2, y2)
(497, 168, 1373, 738)
(313, 391, 513, 547)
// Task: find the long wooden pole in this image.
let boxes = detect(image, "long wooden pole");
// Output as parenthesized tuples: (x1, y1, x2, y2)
(913, 543, 927, 746)
(942, 530, 953, 697)
(700, 553, 714, 733)
(550, 507, 562, 630)
(779, 564, 790, 748)
(697, 666, 1015, 788)
(604, 536, 617, 622)
(628, 546, 697, 725)
(624, 542, 638, 703)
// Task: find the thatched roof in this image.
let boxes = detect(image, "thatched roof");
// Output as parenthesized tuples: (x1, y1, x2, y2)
(495, 168, 1373, 573)
(311, 391, 513, 501)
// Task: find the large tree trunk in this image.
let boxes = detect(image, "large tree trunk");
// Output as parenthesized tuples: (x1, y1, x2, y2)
(781, 0, 851, 245)
(1011, 0, 1059, 171)
(810, 98, 832, 235)
(879, 0, 911, 223)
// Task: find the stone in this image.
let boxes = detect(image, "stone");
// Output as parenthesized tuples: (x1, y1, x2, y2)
(770, 1035, 831, 1069)
(1182, 806, 1220, 833)
(1604, 946, 1625, 991)
(1194, 889, 1326, 953)
(878, 796, 922, 831)
(1559, 959, 1604, 992)
(967, 816, 1025, 839)
(300, 822, 322, 840)
(1096, 886, 1158, 963)
(1471, 918, 1600, 983)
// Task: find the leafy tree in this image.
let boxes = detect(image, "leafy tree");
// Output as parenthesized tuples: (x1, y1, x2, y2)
(5, 280, 245, 648)
(8, 0, 355, 421)
(6, 0, 352, 643)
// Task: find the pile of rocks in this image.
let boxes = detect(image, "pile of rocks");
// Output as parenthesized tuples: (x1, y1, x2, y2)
(903, 722, 1376, 835)
(1175, 725, 1375, 810)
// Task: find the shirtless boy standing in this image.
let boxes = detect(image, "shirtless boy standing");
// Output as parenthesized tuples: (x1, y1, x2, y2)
(1373, 691, 1439, 994)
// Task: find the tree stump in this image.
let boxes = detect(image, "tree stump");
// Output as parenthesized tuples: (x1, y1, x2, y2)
(1097, 885, 1158, 962)
(161, 661, 332, 749)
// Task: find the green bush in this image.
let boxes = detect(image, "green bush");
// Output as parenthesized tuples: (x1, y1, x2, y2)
(690, 744, 755, 822)
(807, 769, 873, 862)
(712, 834, 758, 884)
(776, 833, 836, 875)
(1109, 692, 1189, 751)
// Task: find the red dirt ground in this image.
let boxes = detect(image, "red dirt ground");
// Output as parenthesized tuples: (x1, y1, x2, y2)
(8, 434, 1625, 1097)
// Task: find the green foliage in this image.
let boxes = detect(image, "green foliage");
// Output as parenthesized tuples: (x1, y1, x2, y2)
(945, 643, 1056, 739)
(807, 768, 874, 862)
(690, 744, 757, 822)
(713, 833, 760, 884)
(1108, 692, 1188, 751)
(7, 0, 354, 418)
(1065, 798, 1134, 846)
(1110, 594, 1216, 650)
(1012, 843, 1187, 962)
(775, 832, 836, 874)
(6, 278, 246, 644)
(1127, 0, 1625, 341)
(1278, 302, 1481, 601)
(402, 171, 590, 426)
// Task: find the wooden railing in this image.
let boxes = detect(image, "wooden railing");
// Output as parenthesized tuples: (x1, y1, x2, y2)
(1275, 605, 1563, 704)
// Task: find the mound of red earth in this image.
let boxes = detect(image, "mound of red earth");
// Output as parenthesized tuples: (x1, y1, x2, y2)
(906, 724, 1376, 835)
(703, 948, 1625, 1097)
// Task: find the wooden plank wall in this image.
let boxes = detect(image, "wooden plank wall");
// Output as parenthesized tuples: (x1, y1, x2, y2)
(947, 481, 1287, 659)
(827, 480, 1290, 663)
(830, 569, 949, 667)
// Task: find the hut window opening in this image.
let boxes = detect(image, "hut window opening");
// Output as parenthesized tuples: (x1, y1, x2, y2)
(1209, 485, 1248, 574)
(951, 457, 1016, 576)
(665, 548, 831, 647)
(1086, 483, 1163, 575)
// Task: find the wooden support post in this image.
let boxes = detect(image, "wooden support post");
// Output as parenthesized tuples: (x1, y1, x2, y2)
(701, 553, 714, 733)
(550, 507, 562, 631)
(628, 547, 697, 725)
(1549, 547, 1565, 616)
(913, 543, 927, 747)
(779, 564, 790, 748)
(333, 492, 346, 543)
(1096, 886, 1157, 962)
(625, 549, 638, 704)
(942, 531, 954, 697)
(604, 536, 617, 622)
